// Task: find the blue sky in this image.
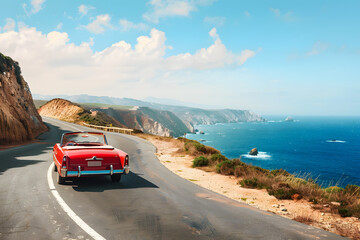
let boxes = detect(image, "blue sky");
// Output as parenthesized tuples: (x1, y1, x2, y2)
(0, 0, 359, 116)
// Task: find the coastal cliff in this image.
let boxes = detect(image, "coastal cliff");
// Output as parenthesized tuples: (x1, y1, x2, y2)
(33, 94, 266, 126)
(38, 98, 125, 128)
(0, 53, 47, 144)
(169, 108, 265, 125)
(84, 105, 193, 137)
(38, 99, 192, 137)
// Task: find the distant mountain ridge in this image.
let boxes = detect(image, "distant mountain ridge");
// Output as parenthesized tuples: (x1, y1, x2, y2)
(33, 94, 266, 128)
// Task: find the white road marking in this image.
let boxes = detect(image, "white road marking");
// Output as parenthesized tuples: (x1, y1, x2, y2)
(47, 163, 106, 240)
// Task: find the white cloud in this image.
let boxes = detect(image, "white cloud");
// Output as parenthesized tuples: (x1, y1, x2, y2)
(83, 14, 113, 34)
(270, 8, 281, 17)
(119, 19, 149, 31)
(306, 41, 329, 56)
(0, 26, 256, 98)
(270, 8, 296, 22)
(143, 0, 215, 23)
(23, 0, 46, 15)
(204, 16, 226, 27)
(78, 4, 95, 16)
(56, 23, 63, 30)
(167, 27, 257, 70)
(2, 18, 16, 32)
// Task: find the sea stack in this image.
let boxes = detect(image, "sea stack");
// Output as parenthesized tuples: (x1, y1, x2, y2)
(285, 116, 294, 122)
(249, 148, 258, 156)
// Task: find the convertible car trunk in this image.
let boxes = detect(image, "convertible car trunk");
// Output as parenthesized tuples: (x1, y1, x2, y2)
(64, 147, 122, 171)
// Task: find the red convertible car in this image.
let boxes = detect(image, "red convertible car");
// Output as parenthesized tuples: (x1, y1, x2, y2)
(53, 132, 130, 184)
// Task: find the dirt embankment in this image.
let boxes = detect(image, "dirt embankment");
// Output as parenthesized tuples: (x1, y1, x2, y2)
(38, 98, 84, 122)
(38, 98, 125, 128)
(0, 53, 47, 145)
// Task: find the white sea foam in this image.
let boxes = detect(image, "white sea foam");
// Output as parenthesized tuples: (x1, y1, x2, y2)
(242, 151, 271, 159)
(326, 140, 346, 143)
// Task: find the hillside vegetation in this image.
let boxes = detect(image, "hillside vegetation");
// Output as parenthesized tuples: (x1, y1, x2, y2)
(178, 138, 360, 220)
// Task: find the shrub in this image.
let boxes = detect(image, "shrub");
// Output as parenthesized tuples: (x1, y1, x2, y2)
(216, 159, 242, 175)
(184, 139, 220, 155)
(210, 154, 228, 164)
(338, 208, 352, 218)
(270, 169, 290, 176)
(234, 166, 248, 177)
(240, 177, 259, 188)
(192, 156, 209, 167)
(268, 188, 297, 200)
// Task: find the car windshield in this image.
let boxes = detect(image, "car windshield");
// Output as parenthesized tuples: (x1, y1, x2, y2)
(61, 132, 106, 146)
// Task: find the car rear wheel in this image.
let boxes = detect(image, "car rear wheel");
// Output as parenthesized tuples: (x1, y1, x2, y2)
(57, 172, 65, 184)
(111, 174, 121, 182)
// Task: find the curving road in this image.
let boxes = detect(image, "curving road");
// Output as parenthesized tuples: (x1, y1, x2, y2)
(0, 117, 344, 240)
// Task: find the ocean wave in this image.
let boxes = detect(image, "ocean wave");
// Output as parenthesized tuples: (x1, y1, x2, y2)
(326, 140, 346, 143)
(241, 152, 271, 159)
(267, 120, 283, 123)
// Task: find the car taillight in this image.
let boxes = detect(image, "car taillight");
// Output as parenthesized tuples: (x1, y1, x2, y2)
(124, 155, 129, 166)
(62, 156, 67, 168)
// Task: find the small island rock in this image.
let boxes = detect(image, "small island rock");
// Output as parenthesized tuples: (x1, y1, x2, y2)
(249, 148, 258, 156)
(285, 116, 294, 122)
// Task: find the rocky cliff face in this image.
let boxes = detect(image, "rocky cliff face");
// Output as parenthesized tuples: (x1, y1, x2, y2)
(0, 53, 47, 144)
(90, 106, 193, 137)
(175, 109, 266, 125)
(33, 94, 267, 126)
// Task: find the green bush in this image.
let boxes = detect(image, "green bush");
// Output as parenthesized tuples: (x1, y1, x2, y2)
(338, 208, 352, 218)
(210, 154, 228, 163)
(268, 188, 297, 200)
(192, 156, 209, 167)
(240, 177, 259, 188)
(216, 159, 242, 175)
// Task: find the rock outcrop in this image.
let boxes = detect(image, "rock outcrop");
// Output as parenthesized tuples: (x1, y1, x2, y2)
(0, 53, 47, 144)
(249, 148, 258, 156)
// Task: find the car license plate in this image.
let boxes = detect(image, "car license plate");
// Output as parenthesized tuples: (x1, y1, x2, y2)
(88, 161, 101, 167)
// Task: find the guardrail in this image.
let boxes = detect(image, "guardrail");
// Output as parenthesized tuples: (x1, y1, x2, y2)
(82, 123, 133, 135)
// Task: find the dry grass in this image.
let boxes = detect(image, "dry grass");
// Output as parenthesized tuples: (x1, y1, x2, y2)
(293, 215, 315, 224)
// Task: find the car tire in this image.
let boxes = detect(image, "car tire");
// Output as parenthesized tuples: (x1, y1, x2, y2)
(57, 172, 65, 184)
(111, 174, 121, 182)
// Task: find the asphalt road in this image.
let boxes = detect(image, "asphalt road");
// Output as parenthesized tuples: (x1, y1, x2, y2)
(0, 117, 345, 240)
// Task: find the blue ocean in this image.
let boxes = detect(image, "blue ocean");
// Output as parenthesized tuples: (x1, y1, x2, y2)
(186, 116, 360, 188)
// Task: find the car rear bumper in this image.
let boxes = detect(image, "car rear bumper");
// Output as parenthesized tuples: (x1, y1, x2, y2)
(66, 165, 130, 177)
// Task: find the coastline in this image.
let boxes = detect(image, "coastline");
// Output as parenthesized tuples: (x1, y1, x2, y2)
(138, 134, 360, 239)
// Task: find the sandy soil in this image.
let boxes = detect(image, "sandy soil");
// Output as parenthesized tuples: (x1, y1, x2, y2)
(143, 135, 360, 239)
